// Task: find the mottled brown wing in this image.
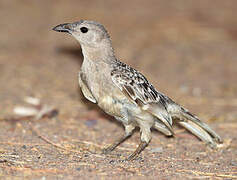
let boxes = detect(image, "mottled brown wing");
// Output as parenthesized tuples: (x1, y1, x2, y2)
(111, 62, 161, 104)
(111, 61, 173, 131)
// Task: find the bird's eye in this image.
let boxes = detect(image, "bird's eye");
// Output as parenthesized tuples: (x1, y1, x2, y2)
(80, 27, 88, 33)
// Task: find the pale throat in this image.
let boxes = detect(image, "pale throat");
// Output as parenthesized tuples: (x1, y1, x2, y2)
(80, 43, 115, 63)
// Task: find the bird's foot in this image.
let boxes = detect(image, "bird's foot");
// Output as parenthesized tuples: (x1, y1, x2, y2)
(102, 146, 115, 154)
(126, 141, 148, 161)
(102, 134, 131, 154)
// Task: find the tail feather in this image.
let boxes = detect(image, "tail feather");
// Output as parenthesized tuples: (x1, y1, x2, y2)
(168, 104, 223, 147)
(179, 121, 216, 147)
(153, 120, 173, 136)
(145, 103, 174, 135)
(181, 108, 222, 143)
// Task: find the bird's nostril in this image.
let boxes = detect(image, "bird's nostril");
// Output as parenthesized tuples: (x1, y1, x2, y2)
(64, 24, 70, 29)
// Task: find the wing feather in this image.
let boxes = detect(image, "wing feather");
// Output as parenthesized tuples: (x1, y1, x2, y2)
(111, 62, 161, 105)
(111, 61, 173, 132)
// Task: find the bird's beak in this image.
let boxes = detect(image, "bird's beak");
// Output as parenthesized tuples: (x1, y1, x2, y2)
(52, 23, 73, 34)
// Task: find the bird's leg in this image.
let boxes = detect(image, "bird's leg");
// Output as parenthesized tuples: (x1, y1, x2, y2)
(102, 134, 130, 154)
(127, 141, 148, 161)
(102, 124, 135, 154)
(127, 125, 151, 160)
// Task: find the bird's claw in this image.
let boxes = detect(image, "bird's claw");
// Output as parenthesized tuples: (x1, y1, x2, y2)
(102, 147, 113, 154)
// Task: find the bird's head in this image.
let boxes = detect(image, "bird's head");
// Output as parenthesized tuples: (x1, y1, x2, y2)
(53, 20, 111, 48)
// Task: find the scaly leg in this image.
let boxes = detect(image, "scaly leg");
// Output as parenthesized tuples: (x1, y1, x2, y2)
(102, 124, 135, 154)
(127, 124, 151, 160)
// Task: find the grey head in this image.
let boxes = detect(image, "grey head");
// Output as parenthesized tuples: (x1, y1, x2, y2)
(53, 20, 111, 49)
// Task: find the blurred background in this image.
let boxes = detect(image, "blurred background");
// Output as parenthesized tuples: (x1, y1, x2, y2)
(0, 0, 236, 179)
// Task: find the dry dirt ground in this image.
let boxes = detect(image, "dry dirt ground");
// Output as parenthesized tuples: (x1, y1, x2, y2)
(0, 0, 237, 179)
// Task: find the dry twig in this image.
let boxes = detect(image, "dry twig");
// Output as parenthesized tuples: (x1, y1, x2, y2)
(177, 169, 237, 178)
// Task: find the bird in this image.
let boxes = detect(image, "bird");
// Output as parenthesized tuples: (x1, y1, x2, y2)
(53, 20, 222, 160)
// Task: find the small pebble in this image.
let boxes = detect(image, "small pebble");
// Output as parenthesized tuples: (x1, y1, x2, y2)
(85, 119, 97, 127)
(150, 147, 163, 153)
(84, 154, 89, 157)
(109, 160, 115, 164)
(230, 161, 237, 166)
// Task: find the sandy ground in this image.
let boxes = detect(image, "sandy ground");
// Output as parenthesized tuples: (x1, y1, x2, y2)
(0, 0, 237, 179)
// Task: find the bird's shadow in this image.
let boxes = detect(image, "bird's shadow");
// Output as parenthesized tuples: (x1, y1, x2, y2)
(56, 45, 123, 128)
